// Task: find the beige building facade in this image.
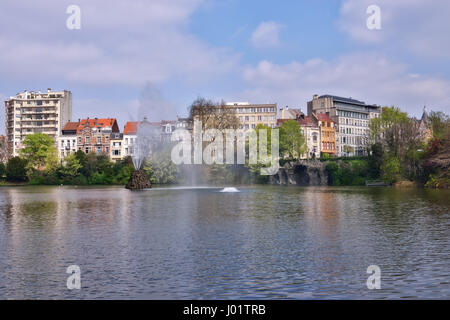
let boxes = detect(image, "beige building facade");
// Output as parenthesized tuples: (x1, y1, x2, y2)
(226, 102, 277, 129)
(5, 89, 72, 157)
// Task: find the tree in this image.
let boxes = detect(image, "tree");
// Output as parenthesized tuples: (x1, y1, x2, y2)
(144, 149, 179, 184)
(279, 120, 307, 159)
(0, 162, 5, 179)
(428, 111, 450, 139)
(60, 154, 82, 178)
(369, 106, 418, 158)
(0, 138, 7, 164)
(368, 142, 383, 178)
(188, 97, 240, 130)
(19, 133, 58, 173)
(381, 156, 401, 184)
(6, 157, 28, 181)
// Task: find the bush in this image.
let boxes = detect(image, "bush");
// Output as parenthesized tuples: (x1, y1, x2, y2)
(67, 174, 89, 186)
(6, 157, 28, 182)
(0, 162, 5, 179)
(325, 159, 370, 186)
(29, 171, 61, 185)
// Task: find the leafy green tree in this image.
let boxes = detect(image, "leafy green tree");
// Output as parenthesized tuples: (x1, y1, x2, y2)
(368, 142, 384, 178)
(381, 156, 401, 184)
(279, 120, 307, 159)
(6, 157, 28, 181)
(19, 133, 58, 173)
(144, 149, 179, 184)
(60, 154, 82, 178)
(428, 111, 449, 139)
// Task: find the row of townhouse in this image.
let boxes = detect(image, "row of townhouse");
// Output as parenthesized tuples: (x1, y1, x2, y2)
(278, 110, 337, 159)
(278, 94, 383, 157)
(58, 118, 180, 161)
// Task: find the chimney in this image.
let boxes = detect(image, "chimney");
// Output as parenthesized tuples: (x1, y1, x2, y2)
(313, 94, 318, 100)
(47, 88, 51, 93)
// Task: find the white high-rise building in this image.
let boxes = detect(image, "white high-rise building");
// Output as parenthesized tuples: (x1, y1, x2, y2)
(4, 89, 72, 157)
(307, 95, 381, 156)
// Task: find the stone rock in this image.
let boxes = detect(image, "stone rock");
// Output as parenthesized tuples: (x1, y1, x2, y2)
(126, 170, 151, 190)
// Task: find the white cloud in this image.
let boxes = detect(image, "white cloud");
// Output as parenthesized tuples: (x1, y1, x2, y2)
(0, 0, 240, 87)
(241, 53, 450, 116)
(338, 0, 450, 59)
(251, 21, 284, 48)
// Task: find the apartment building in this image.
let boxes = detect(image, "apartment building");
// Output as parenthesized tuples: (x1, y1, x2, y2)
(226, 102, 277, 129)
(307, 94, 381, 156)
(76, 118, 119, 155)
(161, 120, 177, 142)
(5, 89, 72, 157)
(123, 121, 138, 158)
(110, 132, 123, 162)
(297, 115, 321, 159)
(58, 121, 78, 158)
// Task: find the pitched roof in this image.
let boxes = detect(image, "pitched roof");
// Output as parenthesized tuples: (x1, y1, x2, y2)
(124, 121, 139, 135)
(76, 118, 118, 134)
(62, 121, 79, 131)
(123, 120, 164, 135)
(297, 115, 317, 127)
(315, 113, 334, 122)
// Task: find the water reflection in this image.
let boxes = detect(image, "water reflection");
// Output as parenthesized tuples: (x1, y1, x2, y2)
(0, 185, 449, 299)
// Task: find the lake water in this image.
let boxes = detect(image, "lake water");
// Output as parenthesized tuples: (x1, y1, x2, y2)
(0, 185, 449, 299)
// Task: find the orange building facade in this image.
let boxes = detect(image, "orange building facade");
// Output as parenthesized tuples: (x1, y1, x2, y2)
(316, 113, 336, 156)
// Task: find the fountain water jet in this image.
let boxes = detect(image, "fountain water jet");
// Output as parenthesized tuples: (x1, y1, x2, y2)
(126, 118, 161, 190)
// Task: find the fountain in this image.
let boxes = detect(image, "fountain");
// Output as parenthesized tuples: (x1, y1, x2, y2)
(125, 118, 160, 190)
(220, 187, 240, 193)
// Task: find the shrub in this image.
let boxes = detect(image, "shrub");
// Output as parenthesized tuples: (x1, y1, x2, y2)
(6, 157, 28, 182)
(0, 162, 5, 179)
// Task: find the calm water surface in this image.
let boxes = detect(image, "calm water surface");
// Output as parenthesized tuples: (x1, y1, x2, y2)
(0, 185, 449, 299)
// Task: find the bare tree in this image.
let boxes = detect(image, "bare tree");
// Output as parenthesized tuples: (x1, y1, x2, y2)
(188, 97, 240, 131)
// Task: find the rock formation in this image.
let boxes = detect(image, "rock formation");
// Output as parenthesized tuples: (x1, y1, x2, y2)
(126, 169, 151, 190)
(270, 160, 328, 186)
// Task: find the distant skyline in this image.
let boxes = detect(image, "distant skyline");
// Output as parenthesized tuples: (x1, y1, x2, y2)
(1, 0, 449, 132)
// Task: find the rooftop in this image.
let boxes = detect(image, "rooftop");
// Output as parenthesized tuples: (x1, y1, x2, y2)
(319, 94, 366, 105)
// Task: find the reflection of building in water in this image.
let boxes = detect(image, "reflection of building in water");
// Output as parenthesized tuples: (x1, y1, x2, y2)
(302, 190, 340, 238)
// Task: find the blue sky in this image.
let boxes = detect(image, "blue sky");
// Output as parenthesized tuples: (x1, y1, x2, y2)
(1, 0, 449, 132)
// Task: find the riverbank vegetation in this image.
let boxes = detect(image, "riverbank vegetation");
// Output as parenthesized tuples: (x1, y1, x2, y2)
(1, 107, 448, 188)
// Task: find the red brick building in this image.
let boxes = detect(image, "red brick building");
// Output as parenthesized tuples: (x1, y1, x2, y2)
(76, 118, 120, 155)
